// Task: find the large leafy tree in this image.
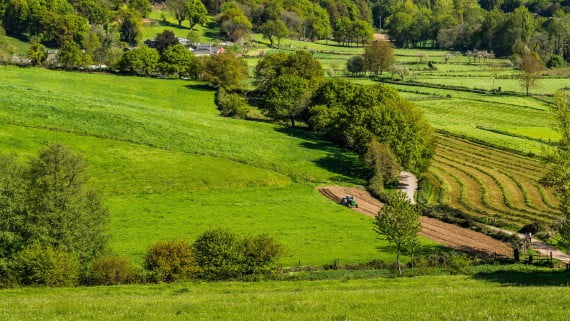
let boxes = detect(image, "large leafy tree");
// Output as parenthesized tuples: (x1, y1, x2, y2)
(363, 41, 395, 76)
(216, 3, 252, 42)
(254, 51, 323, 93)
(159, 43, 200, 77)
(0, 144, 109, 265)
(118, 46, 160, 75)
(187, 0, 208, 29)
(202, 53, 248, 89)
(260, 19, 289, 48)
(264, 74, 310, 127)
(374, 192, 421, 275)
(308, 79, 435, 173)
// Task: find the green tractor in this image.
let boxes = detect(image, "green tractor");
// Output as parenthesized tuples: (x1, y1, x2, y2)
(340, 195, 358, 208)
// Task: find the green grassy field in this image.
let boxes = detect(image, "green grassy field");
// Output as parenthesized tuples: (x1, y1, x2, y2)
(142, 11, 220, 43)
(0, 65, 441, 266)
(2, 270, 570, 320)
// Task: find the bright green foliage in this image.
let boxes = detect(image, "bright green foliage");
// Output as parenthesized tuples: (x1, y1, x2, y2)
(144, 240, 199, 282)
(518, 51, 543, 96)
(201, 53, 248, 89)
(374, 192, 421, 275)
(260, 20, 289, 48)
(0, 155, 25, 259)
(242, 234, 284, 276)
(193, 228, 246, 280)
(89, 255, 135, 286)
(159, 43, 199, 78)
(254, 51, 323, 93)
(264, 74, 310, 127)
(216, 4, 252, 42)
(215, 88, 248, 118)
(119, 46, 160, 76)
(128, 0, 152, 18)
(14, 243, 80, 287)
(333, 17, 373, 46)
(166, 0, 189, 27)
(57, 42, 91, 69)
(187, 0, 208, 29)
(26, 38, 47, 66)
(309, 79, 435, 173)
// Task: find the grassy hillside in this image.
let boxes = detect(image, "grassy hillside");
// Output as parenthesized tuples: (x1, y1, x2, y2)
(0, 66, 440, 265)
(2, 271, 570, 320)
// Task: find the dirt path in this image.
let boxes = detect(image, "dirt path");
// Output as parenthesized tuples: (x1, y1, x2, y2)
(399, 171, 417, 205)
(484, 226, 570, 264)
(318, 186, 512, 257)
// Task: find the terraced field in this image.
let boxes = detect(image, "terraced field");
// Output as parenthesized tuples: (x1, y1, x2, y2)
(423, 135, 559, 229)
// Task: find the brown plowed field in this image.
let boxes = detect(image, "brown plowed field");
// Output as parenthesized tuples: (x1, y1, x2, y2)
(318, 186, 512, 258)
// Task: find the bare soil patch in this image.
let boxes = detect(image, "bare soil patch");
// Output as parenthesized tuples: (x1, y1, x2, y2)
(318, 186, 512, 258)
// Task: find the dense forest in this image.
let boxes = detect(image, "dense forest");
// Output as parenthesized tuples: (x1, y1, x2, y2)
(0, 0, 569, 64)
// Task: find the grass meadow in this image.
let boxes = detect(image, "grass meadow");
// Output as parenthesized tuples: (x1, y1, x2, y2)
(0, 66, 443, 266)
(2, 271, 570, 320)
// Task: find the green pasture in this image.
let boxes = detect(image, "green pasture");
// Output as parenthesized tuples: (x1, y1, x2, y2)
(0, 66, 439, 266)
(142, 11, 219, 42)
(2, 272, 570, 320)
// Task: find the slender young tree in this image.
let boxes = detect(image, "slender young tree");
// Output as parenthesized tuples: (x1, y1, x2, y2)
(374, 192, 421, 275)
(519, 51, 543, 96)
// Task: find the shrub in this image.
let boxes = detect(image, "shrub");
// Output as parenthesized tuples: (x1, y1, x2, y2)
(89, 256, 135, 285)
(14, 244, 80, 287)
(144, 240, 199, 282)
(216, 88, 249, 118)
(243, 234, 284, 275)
(0, 259, 15, 288)
(547, 55, 566, 68)
(193, 228, 246, 280)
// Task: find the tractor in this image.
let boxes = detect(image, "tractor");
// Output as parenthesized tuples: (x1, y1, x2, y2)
(340, 195, 358, 208)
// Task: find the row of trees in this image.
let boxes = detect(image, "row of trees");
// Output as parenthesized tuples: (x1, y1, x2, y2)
(381, 0, 570, 63)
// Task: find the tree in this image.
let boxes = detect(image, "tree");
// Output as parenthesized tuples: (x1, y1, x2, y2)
(260, 20, 289, 48)
(0, 144, 109, 266)
(166, 0, 189, 27)
(264, 74, 310, 127)
(374, 192, 421, 275)
(57, 42, 91, 69)
(128, 0, 152, 18)
(155, 30, 179, 54)
(308, 79, 435, 173)
(518, 51, 542, 95)
(347, 55, 365, 76)
(542, 92, 570, 252)
(118, 46, 160, 76)
(201, 53, 248, 89)
(159, 43, 199, 77)
(193, 228, 246, 280)
(187, 0, 208, 29)
(216, 4, 252, 42)
(254, 51, 323, 93)
(363, 41, 395, 76)
(144, 240, 199, 282)
(26, 37, 47, 66)
(119, 7, 143, 44)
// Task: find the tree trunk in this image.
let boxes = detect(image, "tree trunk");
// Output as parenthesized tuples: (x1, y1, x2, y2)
(396, 244, 401, 276)
(291, 118, 295, 128)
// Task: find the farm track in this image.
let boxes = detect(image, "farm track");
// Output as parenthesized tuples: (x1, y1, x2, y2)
(426, 135, 559, 227)
(318, 186, 512, 258)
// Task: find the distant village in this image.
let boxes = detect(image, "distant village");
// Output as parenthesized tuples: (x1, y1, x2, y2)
(144, 37, 227, 56)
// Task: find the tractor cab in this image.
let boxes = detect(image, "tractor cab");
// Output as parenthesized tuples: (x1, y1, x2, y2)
(340, 195, 358, 208)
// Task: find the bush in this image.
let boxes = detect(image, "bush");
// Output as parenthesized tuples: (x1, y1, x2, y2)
(193, 228, 246, 280)
(144, 240, 199, 282)
(547, 55, 566, 68)
(89, 256, 135, 285)
(243, 234, 284, 276)
(216, 88, 249, 118)
(14, 244, 80, 287)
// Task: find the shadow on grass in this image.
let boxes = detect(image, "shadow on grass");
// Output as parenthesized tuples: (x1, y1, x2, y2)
(184, 83, 215, 92)
(203, 22, 219, 40)
(474, 270, 570, 286)
(274, 126, 367, 184)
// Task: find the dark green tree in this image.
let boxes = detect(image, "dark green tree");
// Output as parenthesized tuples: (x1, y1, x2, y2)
(159, 43, 199, 77)
(155, 30, 179, 53)
(118, 46, 160, 75)
(57, 42, 91, 69)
